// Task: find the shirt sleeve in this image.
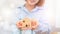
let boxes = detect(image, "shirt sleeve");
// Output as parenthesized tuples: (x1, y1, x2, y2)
(11, 7, 25, 34)
(39, 16, 51, 32)
(34, 9, 51, 33)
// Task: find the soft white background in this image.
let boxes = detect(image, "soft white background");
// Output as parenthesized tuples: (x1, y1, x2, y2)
(0, 0, 60, 34)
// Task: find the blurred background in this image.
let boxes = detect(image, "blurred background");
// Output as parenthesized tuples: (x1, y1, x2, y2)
(0, 0, 60, 34)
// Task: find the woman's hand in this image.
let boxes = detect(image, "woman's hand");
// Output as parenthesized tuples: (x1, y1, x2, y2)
(16, 17, 31, 30)
(16, 20, 23, 29)
(31, 19, 39, 30)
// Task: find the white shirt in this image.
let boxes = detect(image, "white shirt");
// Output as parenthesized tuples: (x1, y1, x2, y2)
(12, 5, 51, 34)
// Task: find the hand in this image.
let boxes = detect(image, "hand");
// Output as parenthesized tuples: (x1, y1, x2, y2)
(31, 19, 39, 30)
(16, 17, 31, 30)
(16, 20, 23, 29)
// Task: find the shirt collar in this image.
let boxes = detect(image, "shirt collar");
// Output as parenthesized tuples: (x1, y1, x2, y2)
(18, 5, 44, 13)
